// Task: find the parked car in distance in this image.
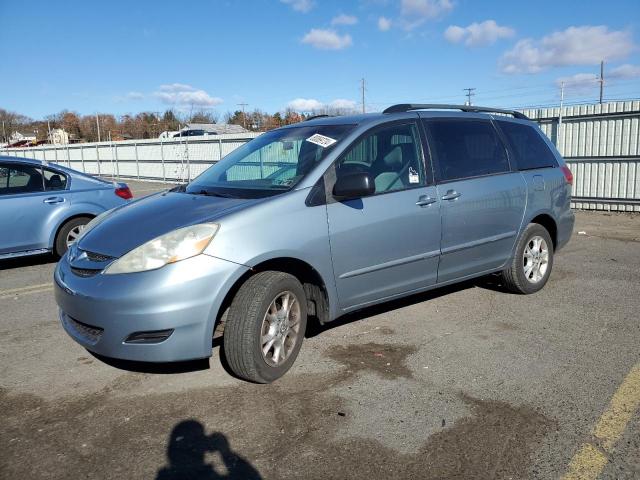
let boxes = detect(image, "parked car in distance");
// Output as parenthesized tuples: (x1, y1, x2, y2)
(0, 157, 132, 260)
(55, 104, 574, 383)
(173, 129, 206, 138)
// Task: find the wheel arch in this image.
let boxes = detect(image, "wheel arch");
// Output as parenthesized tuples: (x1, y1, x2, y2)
(215, 256, 331, 331)
(529, 212, 558, 249)
(49, 212, 96, 249)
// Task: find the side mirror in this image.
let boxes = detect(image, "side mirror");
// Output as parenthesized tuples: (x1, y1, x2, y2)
(333, 171, 375, 200)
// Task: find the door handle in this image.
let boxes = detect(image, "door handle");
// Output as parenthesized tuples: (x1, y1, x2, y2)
(441, 190, 461, 201)
(43, 197, 65, 204)
(416, 195, 437, 207)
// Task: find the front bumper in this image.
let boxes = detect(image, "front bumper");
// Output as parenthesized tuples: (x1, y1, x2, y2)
(54, 253, 248, 362)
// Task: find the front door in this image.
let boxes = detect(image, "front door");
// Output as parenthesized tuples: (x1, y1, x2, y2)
(0, 162, 69, 254)
(325, 121, 442, 310)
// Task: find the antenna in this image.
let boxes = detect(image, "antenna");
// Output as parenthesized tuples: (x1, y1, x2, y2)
(360, 78, 366, 114)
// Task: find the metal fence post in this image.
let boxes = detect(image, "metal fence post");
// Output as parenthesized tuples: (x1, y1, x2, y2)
(80, 146, 85, 173)
(218, 139, 223, 161)
(134, 142, 140, 179)
(96, 144, 101, 176)
(114, 142, 120, 179)
(160, 139, 166, 182)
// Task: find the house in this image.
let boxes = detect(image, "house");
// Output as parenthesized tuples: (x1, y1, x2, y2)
(48, 128, 69, 145)
(10, 130, 36, 143)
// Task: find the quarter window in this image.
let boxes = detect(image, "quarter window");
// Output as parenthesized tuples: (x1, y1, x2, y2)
(424, 120, 509, 182)
(44, 168, 68, 191)
(497, 121, 558, 170)
(336, 123, 426, 194)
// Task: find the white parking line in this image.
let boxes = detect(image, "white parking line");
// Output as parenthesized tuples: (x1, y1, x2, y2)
(0, 283, 53, 299)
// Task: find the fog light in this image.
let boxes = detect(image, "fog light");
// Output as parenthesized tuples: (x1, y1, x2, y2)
(124, 329, 174, 344)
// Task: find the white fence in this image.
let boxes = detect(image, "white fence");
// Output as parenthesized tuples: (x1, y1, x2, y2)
(2, 101, 640, 211)
(1, 133, 260, 183)
(524, 101, 640, 211)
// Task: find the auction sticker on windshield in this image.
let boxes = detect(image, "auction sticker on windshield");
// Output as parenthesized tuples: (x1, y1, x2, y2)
(306, 133, 337, 148)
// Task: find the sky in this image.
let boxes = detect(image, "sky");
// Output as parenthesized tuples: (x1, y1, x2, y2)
(1, 0, 639, 119)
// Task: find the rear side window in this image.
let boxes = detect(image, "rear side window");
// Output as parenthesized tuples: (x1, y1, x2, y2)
(424, 119, 509, 182)
(44, 168, 68, 191)
(497, 121, 558, 170)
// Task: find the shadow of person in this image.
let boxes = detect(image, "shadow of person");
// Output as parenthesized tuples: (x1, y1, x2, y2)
(157, 420, 262, 480)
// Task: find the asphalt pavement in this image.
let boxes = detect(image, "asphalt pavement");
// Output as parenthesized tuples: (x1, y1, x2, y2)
(1, 180, 639, 479)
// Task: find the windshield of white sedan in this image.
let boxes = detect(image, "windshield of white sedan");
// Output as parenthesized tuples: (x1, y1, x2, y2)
(186, 124, 353, 197)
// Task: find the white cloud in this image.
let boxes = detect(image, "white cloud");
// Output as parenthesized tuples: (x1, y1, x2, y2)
(329, 99, 357, 110)
(287, 98, 325, 111)
(400, 0, 454, 30)
(331, 14, 358, 26)
(555, 73, 600, 94)
(302, 29, 352, 50)
(126, 91, 144, 100)
(378, 16, 392, 31)
(154, 84, 223, 107)
(501, 26, 635, 74)
(444, 20, 514, 47)
(280, 0, 314, 13)
(610, 64, 640, 79)
(286, 98, 358, 112)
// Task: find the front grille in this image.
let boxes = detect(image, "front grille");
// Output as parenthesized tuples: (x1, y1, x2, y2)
(85, 251, 114, 262)
(71, 267, 101, 278)
(63, 314, 104, 344)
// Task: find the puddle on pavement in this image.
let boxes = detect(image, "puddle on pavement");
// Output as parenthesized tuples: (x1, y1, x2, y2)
(326, 342, 417, 379)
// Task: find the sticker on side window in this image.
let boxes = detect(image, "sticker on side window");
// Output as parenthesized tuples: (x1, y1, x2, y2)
(409, 167, 420, 184)
(306, 133, 337, 148)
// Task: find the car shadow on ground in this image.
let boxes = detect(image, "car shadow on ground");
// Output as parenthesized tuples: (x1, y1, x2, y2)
(156, 420, 262, 480)
(91, 273, 511, 377)
(0, 253, 57, 270)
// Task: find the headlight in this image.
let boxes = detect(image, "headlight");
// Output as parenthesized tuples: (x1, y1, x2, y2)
(104, 223, 219, 274)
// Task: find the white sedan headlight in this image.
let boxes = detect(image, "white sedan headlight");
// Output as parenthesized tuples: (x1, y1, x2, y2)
(104, 223, 219, 274)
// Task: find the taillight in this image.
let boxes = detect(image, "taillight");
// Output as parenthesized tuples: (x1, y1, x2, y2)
(115, 185, 133, 200)
(560, 166, 573, 186)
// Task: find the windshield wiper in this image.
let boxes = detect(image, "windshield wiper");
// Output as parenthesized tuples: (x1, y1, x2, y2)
(191, 189, 236, 198)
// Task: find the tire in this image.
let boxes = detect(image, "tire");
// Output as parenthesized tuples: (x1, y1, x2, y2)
(500, 223, 554, 294)
(223, 271, 307, 383)
(54, 216, 91, 258)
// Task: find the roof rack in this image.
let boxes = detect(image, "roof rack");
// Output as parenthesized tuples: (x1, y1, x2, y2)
(304, 114, 332, 121)
(382, 103, 529, 120)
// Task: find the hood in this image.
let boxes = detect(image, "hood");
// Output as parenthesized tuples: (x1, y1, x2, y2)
(78, 191, 259, 257)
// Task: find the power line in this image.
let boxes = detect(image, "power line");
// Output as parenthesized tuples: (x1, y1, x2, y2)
(464, 88, 476, 106)
(237, 103, 248, 128)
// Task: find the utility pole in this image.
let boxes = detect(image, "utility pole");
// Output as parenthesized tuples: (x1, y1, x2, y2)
(3, 120, 7, 144)
(96, 114, 101, 142)
(464, 88, 476, 106)
(558, 81, 565, 154)
(360, 78, 366, 114)
(237, 103, 248, 129)
(599, 60, 605, 104)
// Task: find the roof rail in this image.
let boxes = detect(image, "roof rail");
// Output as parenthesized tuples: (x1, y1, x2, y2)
(304, 114, 332, 121)
(382, 103, 529, 120)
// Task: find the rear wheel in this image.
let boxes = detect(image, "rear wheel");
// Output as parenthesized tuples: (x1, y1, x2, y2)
(500, 223, 554, 294)
(223, 271, 307, 383)
(54, 216, 91, 257)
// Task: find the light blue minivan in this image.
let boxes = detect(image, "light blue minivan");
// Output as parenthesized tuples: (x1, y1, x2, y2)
(55, 105, 574, 383)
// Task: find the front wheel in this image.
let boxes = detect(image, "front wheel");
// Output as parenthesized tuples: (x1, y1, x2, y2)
(500, 223, 554, 294)
(223, 271, 307, 383)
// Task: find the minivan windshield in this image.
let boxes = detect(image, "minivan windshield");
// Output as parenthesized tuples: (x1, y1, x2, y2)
(185, 124, 353, 198)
